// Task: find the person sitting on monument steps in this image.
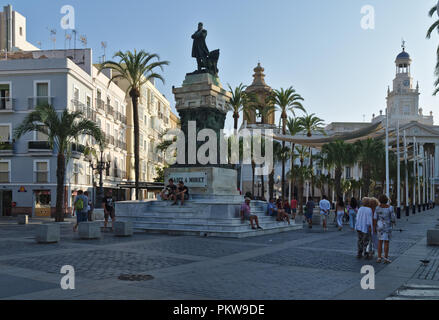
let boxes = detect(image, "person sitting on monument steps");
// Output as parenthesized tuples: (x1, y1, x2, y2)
(172, 181, 189, 206)
(161, 178, 177, 201)
(240, 197, 263, 230)
(276, 198, 291, 225)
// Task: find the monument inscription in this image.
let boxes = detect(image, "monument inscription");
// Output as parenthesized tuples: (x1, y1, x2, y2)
(167, 171, 208, 188)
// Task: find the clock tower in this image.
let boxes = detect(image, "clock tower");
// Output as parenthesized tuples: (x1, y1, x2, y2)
(385, 43, 433, 126)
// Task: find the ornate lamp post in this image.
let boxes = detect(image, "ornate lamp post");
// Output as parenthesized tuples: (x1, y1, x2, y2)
(88, 150, 111, 208)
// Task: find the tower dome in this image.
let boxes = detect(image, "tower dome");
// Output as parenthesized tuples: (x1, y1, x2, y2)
(396, 49, 410, 60)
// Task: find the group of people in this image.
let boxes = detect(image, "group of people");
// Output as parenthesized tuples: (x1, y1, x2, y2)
(73, 189, 116, 232)
(319, 194, 396, 263)
(160, 179, 190, 206)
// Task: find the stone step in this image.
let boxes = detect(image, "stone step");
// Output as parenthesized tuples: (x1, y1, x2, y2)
(131, 220, 296, 232)
(132, 223, 301, 238)
(121, 216, 277, 225)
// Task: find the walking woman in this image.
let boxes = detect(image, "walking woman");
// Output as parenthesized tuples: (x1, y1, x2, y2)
(347, 197, 358, 231)
(374, 194, 396, 264)
(368, 197, 379, 259)
(336, 197, 345, 231)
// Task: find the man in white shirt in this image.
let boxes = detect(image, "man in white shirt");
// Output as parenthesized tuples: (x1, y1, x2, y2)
(319, 195, 331, 232)
(355, 198, 373, 259)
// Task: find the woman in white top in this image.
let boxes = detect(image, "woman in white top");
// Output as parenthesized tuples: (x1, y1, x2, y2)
(336, 197, 345, 231)
(355, 198, 373, 259)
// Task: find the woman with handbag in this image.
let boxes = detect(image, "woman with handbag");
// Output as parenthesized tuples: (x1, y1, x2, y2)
(374, 194, 396, 264)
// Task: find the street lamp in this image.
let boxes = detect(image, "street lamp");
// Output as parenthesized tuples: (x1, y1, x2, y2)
(88, 150, 111, 208)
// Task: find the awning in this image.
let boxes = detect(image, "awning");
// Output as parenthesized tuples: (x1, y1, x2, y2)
(262, 121, 387, 149)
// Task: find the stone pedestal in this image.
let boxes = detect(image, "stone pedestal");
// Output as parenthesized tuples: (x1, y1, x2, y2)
(312, 213, 321, 226)
(165, 167, 239, 196)
(36, 224, 60, 243)
(79, 222, 101, 239)
(114, 221, 133, 237)
(427, 229, 439, 246)
(18, 215, 28, 225)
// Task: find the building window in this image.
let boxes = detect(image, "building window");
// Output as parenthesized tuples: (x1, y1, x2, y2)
(73, 163, 79, 184)
(0, 124, 11, 142)
(0, 161, 10, 183)
(19, 27, 23, 36)
(34, 161, 49, 183)
(0, 83, 11, 110)
(35, 82, 50, 106)
(345, 167, 351, 179)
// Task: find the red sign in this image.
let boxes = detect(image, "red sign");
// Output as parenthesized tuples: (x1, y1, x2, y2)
(18, 186, 27, 193)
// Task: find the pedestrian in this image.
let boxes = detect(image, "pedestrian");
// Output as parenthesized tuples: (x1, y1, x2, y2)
(172, 181, 189, 206)
(84, 191, 93, 222)
(73, 190, 88, 232)
(355, 198, 373, 259)
(305, 198, 315, 228)
(319, 195, 331, 232)
(374, 194, 396, 264)
(367, 197, 379, 258)
(347, 197, 358, 231)
(276, 199, 290, 225)
(336, 197, 345, 231)
(291, 197, 298, 219)
(102, 190, 116, 231)
(283, 199, 291, 215)
(240, 197, 263, 230)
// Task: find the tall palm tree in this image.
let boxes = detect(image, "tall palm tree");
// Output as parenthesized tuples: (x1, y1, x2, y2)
(321, 140, 356, 199)
(286, 117, 304, 201)
(298, 113, 326, 198)
(99, 50, 169, 200)
(269, 141, 284, 199)
(354, 138, 384, 197)
(427, 4, 439, 95)
(227, 83, 256, 131)
(295, 145, 310, 214)
(14, 105, 103, 222)
(268, 87, 305, 200)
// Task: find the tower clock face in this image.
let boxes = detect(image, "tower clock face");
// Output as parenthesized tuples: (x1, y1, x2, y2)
(403, 80, 410, 87)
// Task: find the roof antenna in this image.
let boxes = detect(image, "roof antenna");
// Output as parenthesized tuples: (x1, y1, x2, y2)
(401, 38, 406, 51)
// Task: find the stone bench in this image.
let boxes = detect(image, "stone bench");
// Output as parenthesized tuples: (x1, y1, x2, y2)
(17, 215, 29, 225)
(78, 222, 101, 239)
(36, 224, 60, 243)
(114, 221, 133, 237)
(91, 208, 105, 221)
(427, 229, 439, 246)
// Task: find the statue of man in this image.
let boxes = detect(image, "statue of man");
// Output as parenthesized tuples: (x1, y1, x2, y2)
(191, 22, 209, 72)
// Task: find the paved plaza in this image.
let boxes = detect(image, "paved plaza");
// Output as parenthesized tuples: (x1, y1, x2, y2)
(0, 208, 439, 300)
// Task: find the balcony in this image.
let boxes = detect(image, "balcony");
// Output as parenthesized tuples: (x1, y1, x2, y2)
(106, 104, 114, 117)
(96, 99, 105, 111)
(28, 96, 53, 109)
(71, 143, 86, 159)
(0, 97, 14, 112)
(0, 141, 13, 155)
(28, 141, 51, 152)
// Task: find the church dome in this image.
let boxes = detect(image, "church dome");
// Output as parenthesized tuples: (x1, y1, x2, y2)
(396, 50, 410, 60)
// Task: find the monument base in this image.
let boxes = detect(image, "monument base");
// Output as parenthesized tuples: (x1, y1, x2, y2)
(165, 167, 239, 196)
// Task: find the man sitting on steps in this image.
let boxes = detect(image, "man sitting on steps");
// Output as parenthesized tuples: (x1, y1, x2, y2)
(240, 197, 263, 230)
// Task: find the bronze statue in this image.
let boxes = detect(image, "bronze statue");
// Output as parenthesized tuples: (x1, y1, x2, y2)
(190, 22, 219, 76)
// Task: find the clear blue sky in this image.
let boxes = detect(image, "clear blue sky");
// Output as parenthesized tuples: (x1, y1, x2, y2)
(7, 0, 439, 129)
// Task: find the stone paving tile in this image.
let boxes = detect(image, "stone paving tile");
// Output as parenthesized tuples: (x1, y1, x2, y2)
(218, 229, 310, 245)
(133, 261, 360, 300)
(60, 231, 164, 246)
(0, 274, 58, 299)
(247, 247, 387, 273)
(0, 249, 196, 280)
(0, 240, 77, 257)
(128, 237, 262, 257)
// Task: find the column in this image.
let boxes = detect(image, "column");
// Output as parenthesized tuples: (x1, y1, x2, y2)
(435, 143, 439, 178)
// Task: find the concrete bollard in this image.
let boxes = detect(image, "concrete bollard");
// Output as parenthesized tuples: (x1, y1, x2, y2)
(78, 222, 101, 239)
(18, 215, 28, 225)
(114, 221, 133, 237)
(427, 229, 439, 246)
(312, 213, 321, 226)
(36, 224, 60, 243)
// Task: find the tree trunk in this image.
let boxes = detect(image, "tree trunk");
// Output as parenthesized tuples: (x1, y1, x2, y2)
(55, 153, 66, 222)
(261, 166, 265, 200)
(310, 147, 314, 199)
(281, 115, 286, 200)
(298, 175, 304, 215)
(269, 169, 274, 200)
(233, 112, 239, 131)
(251, 161, 255, 198)
(130, 90, 140, 200)
(335, 167, 342, 199)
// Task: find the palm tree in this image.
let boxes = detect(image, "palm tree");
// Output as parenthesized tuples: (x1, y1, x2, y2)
(354, 138, 384, 197)
(227, 83, 256, 131)
(427, 5, 439, 95)
(268, 87, 305, 200)
(14, 105, 103, 222)
(321, 140, 356, 199)
(298, 113, 326, 198)
(295, 145, 310, 214)
(99, 50, 169, 200)
(286, 117, 304, 201)
(269, 141, 285, 199)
